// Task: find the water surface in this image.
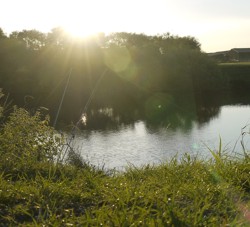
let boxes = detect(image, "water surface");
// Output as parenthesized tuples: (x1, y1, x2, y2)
(71, 104, 250, 170)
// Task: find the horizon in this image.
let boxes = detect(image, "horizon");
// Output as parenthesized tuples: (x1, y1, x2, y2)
(1, 0, 250, 53)
(1, 26, 249, 54)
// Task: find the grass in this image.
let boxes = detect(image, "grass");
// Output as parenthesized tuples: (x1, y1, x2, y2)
(219, 62, 250, 66)
(219, 62, 250, 76)
(0, 152, 250, 226)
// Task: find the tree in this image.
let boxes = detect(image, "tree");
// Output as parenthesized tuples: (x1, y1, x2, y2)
(10, 29, 46, 50)
(0, 28, 7, 39)
(105, 32, 150, 48)
(46, 27, 73, 48)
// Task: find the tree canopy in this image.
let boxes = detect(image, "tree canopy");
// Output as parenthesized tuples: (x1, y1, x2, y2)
(0, 27, 220, 123)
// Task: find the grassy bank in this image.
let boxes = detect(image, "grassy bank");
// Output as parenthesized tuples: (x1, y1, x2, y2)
(218, 62, 250, 91)
(0, 152, 250, 226)
(219, 62, 250, 76)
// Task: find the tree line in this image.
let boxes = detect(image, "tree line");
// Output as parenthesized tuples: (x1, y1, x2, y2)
(0, 27, 221, 124)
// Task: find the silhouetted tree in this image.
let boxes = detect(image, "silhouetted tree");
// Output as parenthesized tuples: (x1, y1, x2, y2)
(10, 29, 46, 50)
(0, 28, 221, 123)
(0, 28, 7, 39)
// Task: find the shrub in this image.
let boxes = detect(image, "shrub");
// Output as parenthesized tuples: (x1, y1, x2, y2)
(0, 107, 64, 175)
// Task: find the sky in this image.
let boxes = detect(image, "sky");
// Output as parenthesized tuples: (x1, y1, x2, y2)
(1, 0, 250, 52)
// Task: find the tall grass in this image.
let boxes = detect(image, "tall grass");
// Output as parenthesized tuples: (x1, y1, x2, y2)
(0, 149, 250, 226)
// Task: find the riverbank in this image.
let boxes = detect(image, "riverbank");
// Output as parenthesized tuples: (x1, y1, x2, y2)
(1, 151, 250, 226)
(0, 95, 250, 225)
(218, 62, 250, 90)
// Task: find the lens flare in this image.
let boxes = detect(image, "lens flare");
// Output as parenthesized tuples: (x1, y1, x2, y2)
(104, 47, 131, 73)
(145, 93, 174, 120)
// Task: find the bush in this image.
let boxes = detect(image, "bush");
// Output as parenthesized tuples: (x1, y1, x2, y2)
(0, 107, 64, 175)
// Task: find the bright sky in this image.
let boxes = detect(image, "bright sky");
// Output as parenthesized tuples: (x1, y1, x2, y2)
(1, 0, 250, 52)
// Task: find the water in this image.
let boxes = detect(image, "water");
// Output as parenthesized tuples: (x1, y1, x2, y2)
(70, 104, 250, 170)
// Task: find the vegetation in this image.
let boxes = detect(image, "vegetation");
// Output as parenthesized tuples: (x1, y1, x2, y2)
(218, 63, 250, 90)
(0, 27, 221, 125)
(1, 27, 250, 225)
(220, 62, 250, 66)
(0, 93, 250, 226)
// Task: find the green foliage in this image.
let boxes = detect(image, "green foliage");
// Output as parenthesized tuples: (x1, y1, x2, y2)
(0, 28, 7, 39)
(0, 151, 249, 226)
(0, 89, 4, 118)
(10, 29, 46, 50)
(0, 27, 221, 123)
(0, 107, 64, 176)
(219, 63, 250, 90)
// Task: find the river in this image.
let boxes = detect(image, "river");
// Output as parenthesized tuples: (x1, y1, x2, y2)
(67, 92, 250, 170)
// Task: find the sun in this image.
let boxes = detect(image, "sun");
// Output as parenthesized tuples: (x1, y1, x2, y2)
(58, 0, 115, 38)
(55, 0, 154, 39)
(63, 23, 102, 38)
